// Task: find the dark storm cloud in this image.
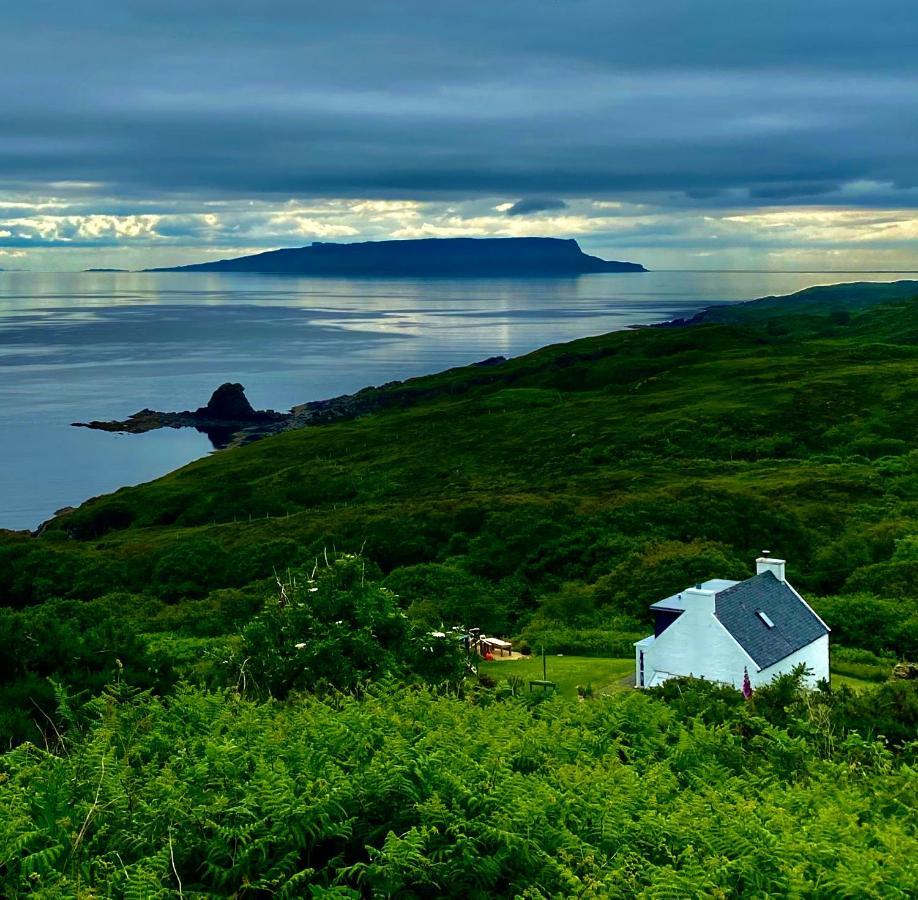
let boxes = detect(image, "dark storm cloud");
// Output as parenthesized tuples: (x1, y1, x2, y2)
(1, 1, 917, 206)
(506, 199, 569, 217)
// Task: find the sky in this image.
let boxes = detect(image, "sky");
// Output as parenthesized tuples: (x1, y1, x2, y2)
(2, 1, 918, 272)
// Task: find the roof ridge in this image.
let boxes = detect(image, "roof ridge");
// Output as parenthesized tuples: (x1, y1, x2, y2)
(715, 570, 775, 597)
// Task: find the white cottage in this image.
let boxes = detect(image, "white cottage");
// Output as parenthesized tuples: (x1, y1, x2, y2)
(635, 555, 829, 690)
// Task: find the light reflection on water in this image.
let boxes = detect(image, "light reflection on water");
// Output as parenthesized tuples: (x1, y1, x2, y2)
(0, 269, 907, 530)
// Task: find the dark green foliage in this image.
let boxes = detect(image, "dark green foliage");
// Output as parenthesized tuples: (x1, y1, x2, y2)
(592, 539, 749, 618)
(59, 498, 135, 539)
(845, 559, 918, 598)
(152, 536, 231, 600)
(145, 586, 265, 637)
(0, 681, 915, 896)
(0, 296, 914, 655)
(743, 665, 918, 749)
(813, 593, 918, 658)
(517, 623, 644, 657)
(647, 674, 748, 725)
(229, 555, 465, 697)
(825, 678, 918, 747)
(0, 598, 169, 746)
(383, 563, 516, 633)
(0, 286, 916, 895)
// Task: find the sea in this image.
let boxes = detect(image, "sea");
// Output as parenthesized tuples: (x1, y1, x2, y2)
(0, 269, 909, 531)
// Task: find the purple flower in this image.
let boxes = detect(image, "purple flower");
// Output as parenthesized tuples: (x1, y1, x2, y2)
(742, 668, 753, 699)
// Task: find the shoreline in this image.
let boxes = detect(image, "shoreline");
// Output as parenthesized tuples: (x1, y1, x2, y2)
(67, 276, 918, 451)
(22, 276, 918, 534)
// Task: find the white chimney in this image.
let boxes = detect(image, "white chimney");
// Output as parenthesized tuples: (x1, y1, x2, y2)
(756, 552, 786, 583)
(682, 585, 716, 615)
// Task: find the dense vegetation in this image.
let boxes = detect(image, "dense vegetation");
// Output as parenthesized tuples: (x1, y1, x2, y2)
(1, 673, 915, 896)
(2, 282, 915, 647)
(0, 281, 916, 894)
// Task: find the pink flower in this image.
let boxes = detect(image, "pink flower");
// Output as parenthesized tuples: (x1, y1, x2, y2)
(742, 668, 753, 699)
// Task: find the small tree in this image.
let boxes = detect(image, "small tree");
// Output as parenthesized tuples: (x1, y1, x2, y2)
(230, 553, 463, 697)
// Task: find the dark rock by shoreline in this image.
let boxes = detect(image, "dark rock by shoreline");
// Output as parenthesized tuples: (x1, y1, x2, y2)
(73, 358, 510, 449)
(73, 383, 289, 449)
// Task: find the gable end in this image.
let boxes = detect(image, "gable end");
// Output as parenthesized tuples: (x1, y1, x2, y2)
(714, 571, 829, 669)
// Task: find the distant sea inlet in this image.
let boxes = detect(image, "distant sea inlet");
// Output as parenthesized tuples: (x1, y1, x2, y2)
(0, 269, 909, 530)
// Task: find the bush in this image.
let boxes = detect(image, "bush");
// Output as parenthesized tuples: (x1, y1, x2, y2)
(518, 623, 643, 657)
(0, 598, 169, 746)
(61, 499, 135, 539)
(844, 560, 918, 599)
(152, 537, 230, 600)
(228, 554, 464, 698)
(383, 563, 514, 633)
(593, 540, 749, 618)
(1, 682, 915, 896)
(149, 587, 264, 636)
(813, 593, 917, 657)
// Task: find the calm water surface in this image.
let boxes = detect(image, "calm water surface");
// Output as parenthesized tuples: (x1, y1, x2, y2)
(0, 269, 907, 529)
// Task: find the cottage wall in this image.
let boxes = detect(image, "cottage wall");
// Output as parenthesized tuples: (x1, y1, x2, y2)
(641, 591, 754, 688)
(755, 633, 829, 687)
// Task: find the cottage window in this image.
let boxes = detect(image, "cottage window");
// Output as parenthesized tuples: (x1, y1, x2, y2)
(757, 610, 775, 628)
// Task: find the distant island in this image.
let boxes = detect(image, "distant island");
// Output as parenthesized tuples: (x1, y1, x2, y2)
(148, 237, 646, 276)
(84, 268, 129, 273)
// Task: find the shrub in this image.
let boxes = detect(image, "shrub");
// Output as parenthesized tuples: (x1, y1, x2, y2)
(383, 563, 514, 633)
(152, 537, 230, 600)
(813, 592, 917, 657)
(1, 681, 915, 896)
(518, 624, 643, 657)
(227, 555, 464, 698)
(61, 499, 135, 539)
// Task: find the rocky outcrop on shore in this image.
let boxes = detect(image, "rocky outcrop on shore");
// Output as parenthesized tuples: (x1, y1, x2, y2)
(73, 357, 509, 449)
(73, 383, 288, 449)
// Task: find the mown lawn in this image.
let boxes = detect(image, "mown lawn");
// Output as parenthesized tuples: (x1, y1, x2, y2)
(831, 672, 875, 691)
(480, 655, 885, 697)
(479, 655, 634, 698)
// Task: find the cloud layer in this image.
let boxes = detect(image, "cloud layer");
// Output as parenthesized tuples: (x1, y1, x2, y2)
(2, 2, 917, 270)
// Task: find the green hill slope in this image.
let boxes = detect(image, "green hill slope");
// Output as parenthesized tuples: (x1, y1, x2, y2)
(1, 281, 916, 894)
(1, 281, 915, 656)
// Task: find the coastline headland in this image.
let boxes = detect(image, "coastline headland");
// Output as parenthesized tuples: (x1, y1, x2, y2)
(72, 279, 918, 452)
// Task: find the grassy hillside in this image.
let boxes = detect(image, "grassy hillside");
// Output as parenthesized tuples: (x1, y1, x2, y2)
(1, 281, 916, 895)
(2, 282, 915, 642)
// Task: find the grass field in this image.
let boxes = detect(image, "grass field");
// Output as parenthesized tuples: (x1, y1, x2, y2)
(479, 655, 634, 698)
(480, 655, 884, 698)
(831, 666, 892, 691)
(831, 671, 885, 692)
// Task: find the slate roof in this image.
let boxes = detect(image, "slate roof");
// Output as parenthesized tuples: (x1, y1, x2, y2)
(714, 571, 828, 670)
